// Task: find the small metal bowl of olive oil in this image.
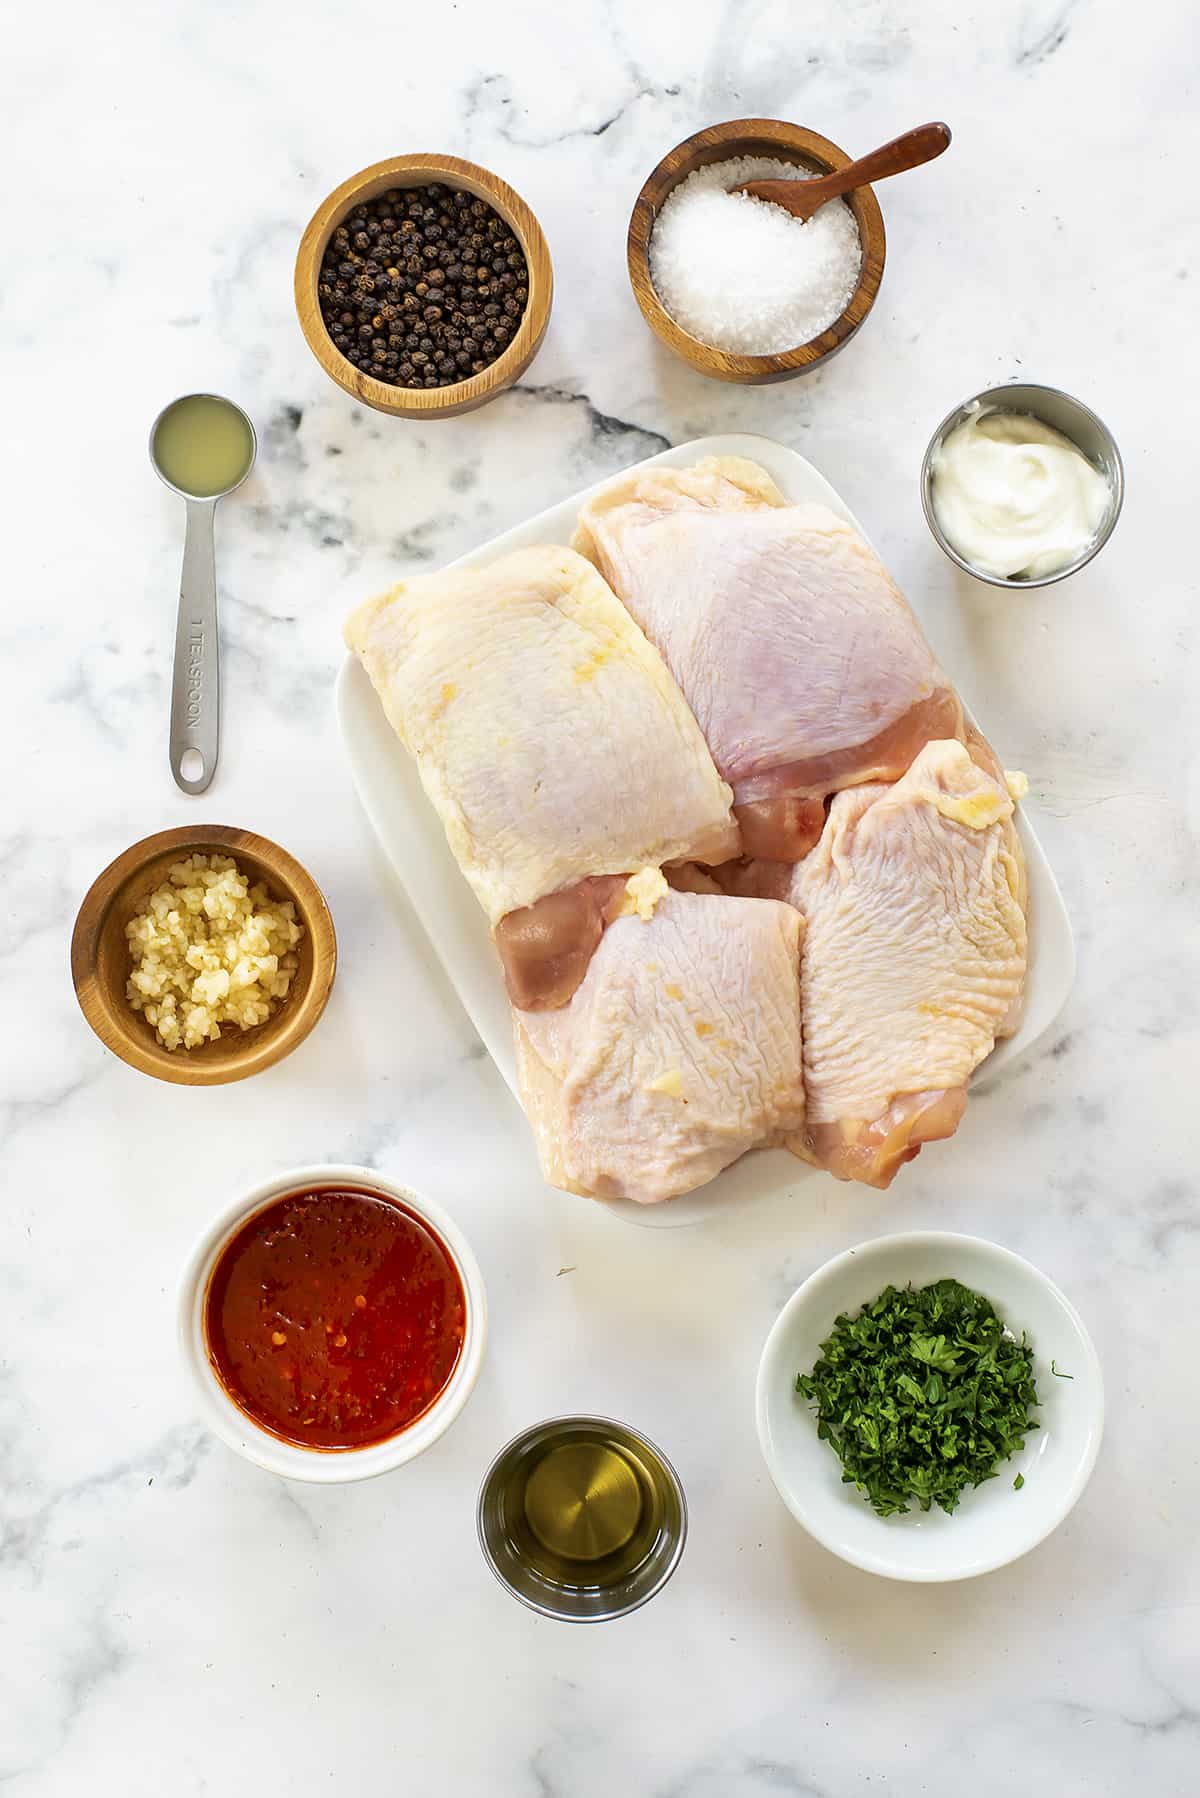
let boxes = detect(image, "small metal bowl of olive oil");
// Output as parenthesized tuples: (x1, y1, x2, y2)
(477, 1416, 687, 1623)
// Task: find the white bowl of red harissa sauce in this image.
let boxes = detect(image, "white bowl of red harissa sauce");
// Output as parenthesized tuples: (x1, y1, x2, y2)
(179, 1164, 487, 1481)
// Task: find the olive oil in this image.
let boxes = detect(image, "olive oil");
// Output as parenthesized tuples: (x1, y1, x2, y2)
(521, 1437, 656, 1576)
(478, 1417, 687, 1621)
(152, 394, 255, 499)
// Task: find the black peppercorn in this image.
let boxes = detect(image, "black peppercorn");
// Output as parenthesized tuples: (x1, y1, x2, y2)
(317, 181, 529, 390)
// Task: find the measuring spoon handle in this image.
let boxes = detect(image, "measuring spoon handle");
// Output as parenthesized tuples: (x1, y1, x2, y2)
(169, 498, 220, 794)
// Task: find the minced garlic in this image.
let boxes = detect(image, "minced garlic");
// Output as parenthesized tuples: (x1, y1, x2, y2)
(125, 853, 303, 1051)
(618, 866, 669, 921)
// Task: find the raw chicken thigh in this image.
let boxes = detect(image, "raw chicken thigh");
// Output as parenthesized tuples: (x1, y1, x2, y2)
(573, 459, 961, 861)
(345, 547, 738, 1008)
(514, 889, 806, 1203)
(347, 454, 1033, 1206)
(788, 739, 1028, 1190)
(572, 455, 789, 533)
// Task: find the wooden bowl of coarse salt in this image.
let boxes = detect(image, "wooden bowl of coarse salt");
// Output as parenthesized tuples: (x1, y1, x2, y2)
(627, 118, 885, 384)
(71, 825, 336, 1086)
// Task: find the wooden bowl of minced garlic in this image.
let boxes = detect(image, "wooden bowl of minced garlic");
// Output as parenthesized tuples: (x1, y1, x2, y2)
(71, 826, 336, 1085)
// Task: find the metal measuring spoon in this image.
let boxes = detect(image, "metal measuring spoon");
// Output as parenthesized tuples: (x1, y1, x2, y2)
(150, 394, 256, 795)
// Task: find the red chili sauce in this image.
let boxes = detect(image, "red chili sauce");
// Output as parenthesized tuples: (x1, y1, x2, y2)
(204, 1187, 466, 1450)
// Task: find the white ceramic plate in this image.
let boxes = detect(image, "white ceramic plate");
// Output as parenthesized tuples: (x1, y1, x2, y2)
(756, 1232, 1104, 1581)
(337, 433, 1075, 1228)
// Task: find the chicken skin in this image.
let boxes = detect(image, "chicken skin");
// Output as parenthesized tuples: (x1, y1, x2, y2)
(514, 889, 805, 1203)
(787, 739, 1028, 1189)
(573, 459, 961, 861)
(345, 546, 738, 1007)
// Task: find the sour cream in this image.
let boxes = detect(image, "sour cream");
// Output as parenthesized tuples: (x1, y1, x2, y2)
(930, 405, 1111, 580)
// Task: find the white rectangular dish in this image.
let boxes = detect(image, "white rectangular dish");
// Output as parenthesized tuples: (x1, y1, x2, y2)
(337, 432, 1075, 1227)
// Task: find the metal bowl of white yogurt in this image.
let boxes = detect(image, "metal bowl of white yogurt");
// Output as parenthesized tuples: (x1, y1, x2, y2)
(921, 381, 1123, 588)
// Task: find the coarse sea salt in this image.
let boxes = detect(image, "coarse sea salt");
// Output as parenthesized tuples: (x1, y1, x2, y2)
(648, 155, 863, 356)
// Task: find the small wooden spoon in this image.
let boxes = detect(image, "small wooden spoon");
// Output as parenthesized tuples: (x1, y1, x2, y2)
(732, 122, 951, 222)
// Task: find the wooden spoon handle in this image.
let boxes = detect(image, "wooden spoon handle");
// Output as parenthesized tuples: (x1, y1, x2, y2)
(736, 122, 951, 212)
(822, 121, 951, 196)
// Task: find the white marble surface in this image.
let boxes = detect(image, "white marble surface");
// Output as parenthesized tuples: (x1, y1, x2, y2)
(4, 2, 1198, 1792)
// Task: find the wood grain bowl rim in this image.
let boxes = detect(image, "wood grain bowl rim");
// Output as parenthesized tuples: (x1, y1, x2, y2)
(626, 119, 887, 384)
(294, 153, 553, 419)
(70, 825, 337, 1086)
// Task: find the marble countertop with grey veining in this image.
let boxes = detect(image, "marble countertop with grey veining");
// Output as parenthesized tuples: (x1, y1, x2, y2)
(4, 2, 1198, 1793)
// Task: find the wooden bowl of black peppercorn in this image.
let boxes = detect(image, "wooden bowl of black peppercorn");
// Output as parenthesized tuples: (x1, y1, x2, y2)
(295, 154, 553, 418)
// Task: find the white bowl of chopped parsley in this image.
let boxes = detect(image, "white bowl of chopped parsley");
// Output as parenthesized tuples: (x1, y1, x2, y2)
(756, 1233, 1103, 1581)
